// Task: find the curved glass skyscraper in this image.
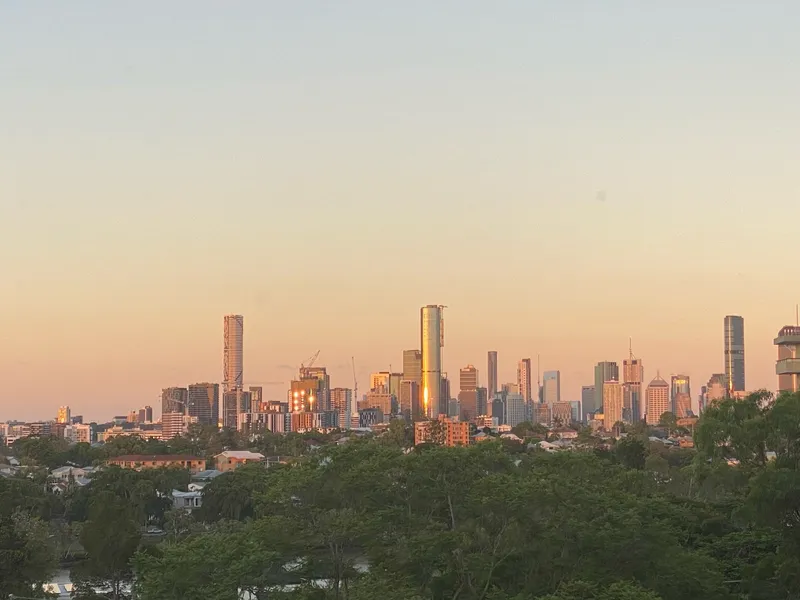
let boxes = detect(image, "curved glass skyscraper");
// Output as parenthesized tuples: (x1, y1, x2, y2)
(420, 305, 444, 418)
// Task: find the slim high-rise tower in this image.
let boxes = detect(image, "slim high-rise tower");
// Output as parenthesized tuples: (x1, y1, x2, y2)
(517, 359, 533, 404)
(458, 364, 479, 422)
(623, 344, 643, 422)
(542, 370, 561, 404)
(223, 314, 244, 393)
(487, 351, 498, 399)
(421, 305, 444, 418)
(724, 315, 745, 393)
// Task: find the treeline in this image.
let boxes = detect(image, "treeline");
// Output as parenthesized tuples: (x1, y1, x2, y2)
(3, 392, 800, 599)
(8, 425, 341, 470)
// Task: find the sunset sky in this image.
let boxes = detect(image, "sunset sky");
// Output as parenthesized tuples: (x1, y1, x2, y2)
(2, 2, 800, 421)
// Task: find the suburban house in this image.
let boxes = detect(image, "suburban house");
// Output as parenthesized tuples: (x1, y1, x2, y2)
(172, 489, 202, 511)
(108, 454, 207, 474)
(214, 450, 265, 472)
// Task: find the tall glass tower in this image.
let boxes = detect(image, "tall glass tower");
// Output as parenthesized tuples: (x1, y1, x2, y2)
(724, 315, 745, 393)
(223, 314, 244, 393)
(420, 305, 444, 418)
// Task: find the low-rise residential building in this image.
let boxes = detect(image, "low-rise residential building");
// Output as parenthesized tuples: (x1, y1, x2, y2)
(214, 450, 266, 473)
(414, 416, 471, 447)
(172, 489, 202, 511)
(108, 454, 207, 473)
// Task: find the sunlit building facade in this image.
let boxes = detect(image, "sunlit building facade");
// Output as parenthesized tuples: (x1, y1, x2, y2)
(421, 305, 444, 418)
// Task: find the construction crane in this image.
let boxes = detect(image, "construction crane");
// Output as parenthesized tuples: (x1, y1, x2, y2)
(300, 350, 321, 372)
(243, 381, 285, 386)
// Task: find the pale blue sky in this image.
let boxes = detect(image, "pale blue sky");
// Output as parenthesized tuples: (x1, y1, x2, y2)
(2, 2, 799, 420)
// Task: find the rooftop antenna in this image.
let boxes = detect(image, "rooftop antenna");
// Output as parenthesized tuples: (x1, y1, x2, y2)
(796, 304, 798, 327)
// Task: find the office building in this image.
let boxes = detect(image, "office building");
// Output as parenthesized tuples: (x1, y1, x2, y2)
(162, 387, 188, 416)
(491, 394, 507, 425)
(581, 386, 595, 421)
(420, 305, 444, 418)
(703, 374, 727, 410)
(370, 372, 391, 392)
(402, 350, 422, 385)
(774, 325, 800, 394)
(223, 314, 244, 393)
(401, 350, 422, 420)
(144, 406, 153, 423)
(458, 364, 479, 422)
(674, 393, 692, 418)
(440, 373, 451, 417)
(645, 374, 670, 425)
(290, 378, 323, 412)
(389, 373, 403, 399)
(249, 386, 263, 411)
(533, 404, 551, 426)
(593, 362, 619, 418)
(517, 358, 533, 404)
(223, 389, 251, 429)
(551, 401, 572, 425)
(448, 398, 460, 418)
(400, 380, 421, 420)
(569, 400, 581, 423)
(671, 374, 691, 415)
(487, 351, 498, 399)
(187, 383, 220, 426)
(623, 352, 643, 422)
(300, 366, 331, 411)
(510, 393, 528, 427)
(724, 315, 745, 393)
(542, 370, 561, 404)
(603, 380, 624, 429)
(330, 387, 353, 429)
(56, 406, 71, 424)
(476, 387, 488, 417)
(364, 391, 394, 418)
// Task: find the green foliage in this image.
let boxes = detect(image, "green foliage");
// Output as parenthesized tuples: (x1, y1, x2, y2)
(614, 437, 646, 470)
(198, 462, 270, 522)
(73, 491, 141, 600)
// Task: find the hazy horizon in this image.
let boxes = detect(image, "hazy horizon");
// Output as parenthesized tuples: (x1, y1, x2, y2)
(3, 2, 800, 421)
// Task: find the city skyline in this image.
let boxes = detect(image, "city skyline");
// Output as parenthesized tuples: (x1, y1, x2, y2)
(4, 3, 800, 420)
(2, 306, 795, 422)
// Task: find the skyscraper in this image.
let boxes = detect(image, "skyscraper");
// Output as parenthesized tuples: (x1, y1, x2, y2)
(603, 380, 623, 430)
(301, 366, 331, 411)
(330, 387, 353, 429)
(622, 354, 643, 423)
(487, 351, 498, 399)
(162, 387, 188, 415)
(593, 362, 619, 418)
(671, 374, 691, 416)
(581, 386, 595, 422)
(724, 315, 745, 393)
(517, 358, 533, 404)
(458, 364, 479, 422)
(223, 314, 244, 393)
(57, 406, 71, 424)
(187, 382, 220, 426)
(542, 370, 561, 404)
(402, 350, 422, 385)
(420, 305, 444, 418)
(774, 326, 800, 394)
(645, 374, 670, 425)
